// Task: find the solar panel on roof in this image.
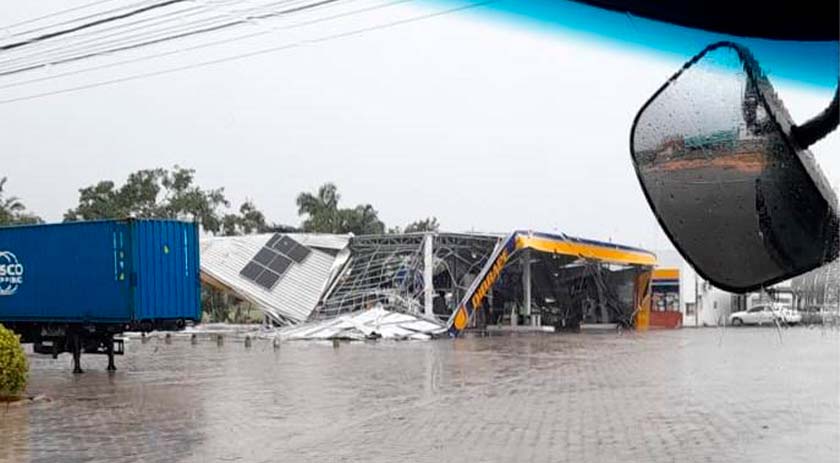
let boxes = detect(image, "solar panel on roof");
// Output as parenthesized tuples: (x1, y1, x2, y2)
(268, 254, 292, 274)
(239, 234, 314, 290)
(255, 269, 281, 289)
(254, 247, 276, 266)
(265, 233, 282, 249)
(239, 262, 262, 281)
(286, 244, 311, 263)
(271, 235, 298, 255)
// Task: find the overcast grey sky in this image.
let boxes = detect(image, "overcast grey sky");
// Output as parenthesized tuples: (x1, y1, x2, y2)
(0, 1, 837, 252)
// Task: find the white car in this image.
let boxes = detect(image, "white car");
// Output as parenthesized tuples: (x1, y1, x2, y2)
(729, 305, 802, 326)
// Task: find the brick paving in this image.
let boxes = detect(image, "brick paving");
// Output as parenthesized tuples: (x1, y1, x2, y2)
(2, 327, 838, 463)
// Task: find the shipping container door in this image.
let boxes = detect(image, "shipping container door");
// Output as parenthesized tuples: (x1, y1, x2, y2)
(131, 221, 200, 321)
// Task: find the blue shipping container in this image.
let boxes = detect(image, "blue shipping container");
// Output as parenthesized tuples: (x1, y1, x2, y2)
(0, 219, 201, 324)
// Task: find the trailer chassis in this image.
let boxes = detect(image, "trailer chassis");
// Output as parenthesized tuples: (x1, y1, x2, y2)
(2, 319, 184, 373)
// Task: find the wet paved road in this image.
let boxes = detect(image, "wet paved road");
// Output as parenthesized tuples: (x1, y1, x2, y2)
(2, 327, 838, 463)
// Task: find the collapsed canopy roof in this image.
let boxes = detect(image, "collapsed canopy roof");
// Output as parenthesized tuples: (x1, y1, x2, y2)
(448, 230, 656, 334)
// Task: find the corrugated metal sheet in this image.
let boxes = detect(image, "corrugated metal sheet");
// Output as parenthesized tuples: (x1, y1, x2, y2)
(286, 233, 352, 252)
(277, 307, 444, 341)
(200, 233, 349, 323)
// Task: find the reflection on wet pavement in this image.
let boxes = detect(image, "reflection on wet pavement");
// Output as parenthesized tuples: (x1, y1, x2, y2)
(2, 328, 838, 463)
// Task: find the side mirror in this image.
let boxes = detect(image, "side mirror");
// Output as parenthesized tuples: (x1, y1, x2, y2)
(631, 42, 839, 292)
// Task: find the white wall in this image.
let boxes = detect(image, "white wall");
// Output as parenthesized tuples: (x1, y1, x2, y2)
(654, 248, 735, 327)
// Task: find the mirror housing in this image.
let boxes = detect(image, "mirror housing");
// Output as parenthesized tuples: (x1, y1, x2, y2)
(631, 42, 839, 292)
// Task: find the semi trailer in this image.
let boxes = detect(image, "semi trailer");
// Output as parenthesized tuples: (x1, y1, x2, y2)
(0, 219, 201, 373)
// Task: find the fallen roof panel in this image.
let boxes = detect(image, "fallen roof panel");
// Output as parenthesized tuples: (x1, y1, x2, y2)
(200, 233, 350, 323)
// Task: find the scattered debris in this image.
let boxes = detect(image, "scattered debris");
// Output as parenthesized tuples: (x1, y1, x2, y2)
(276, 306, 445, 341)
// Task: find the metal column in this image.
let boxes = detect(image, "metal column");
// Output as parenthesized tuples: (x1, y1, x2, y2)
(520, 248, 532, 325)
(424, 233, 434, 318)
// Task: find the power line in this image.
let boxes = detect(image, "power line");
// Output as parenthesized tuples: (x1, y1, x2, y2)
(0, 0, 332, 76)
(0, 0, 340, 77)
(0, 0, 409, 91)
(0, 2, 210, 67)
(2, 0, 300, 62)
(0, 0, 493, 106)
(0, 0, 188, 51)
(0, 0, 289, 72)
(0, 0, 125, 31)
(4, 1, 168, 41)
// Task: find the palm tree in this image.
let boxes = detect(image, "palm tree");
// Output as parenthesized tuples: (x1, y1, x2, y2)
(0, 177, 41, 225)
(296, 183, 341, 233)
(0, 177, 26, 224)
(296, 183, 385, 234)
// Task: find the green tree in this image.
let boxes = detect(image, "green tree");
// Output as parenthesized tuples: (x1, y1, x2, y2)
(0, 177, 42, 226)
(160, 167, 228, 232)
(404, 217, 440, 233)
(296, 183, 341, 233)
(340, 204, 385, 235)
(222, 200, 276, 236)
(296, 183, 385, 235)
(63, 181, 124, 220)
(64, 166, 229, 234)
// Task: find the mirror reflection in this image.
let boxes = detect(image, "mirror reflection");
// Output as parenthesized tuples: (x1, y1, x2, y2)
(632, 44, 838, 291)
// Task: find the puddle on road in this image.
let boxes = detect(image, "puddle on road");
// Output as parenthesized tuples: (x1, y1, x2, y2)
(2, 329, 838, 463)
